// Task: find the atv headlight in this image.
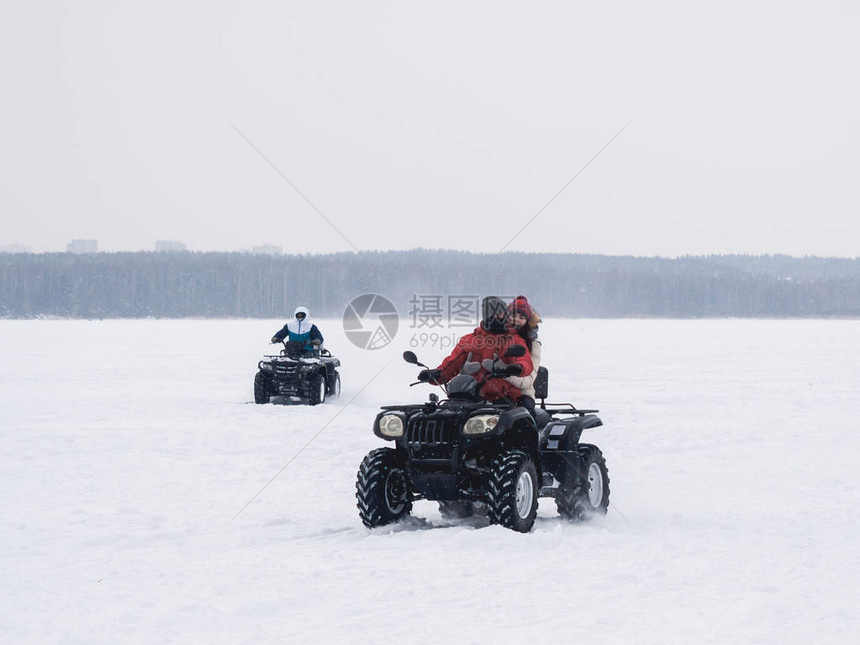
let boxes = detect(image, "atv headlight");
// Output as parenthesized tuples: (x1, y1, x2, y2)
(378, 413, 404, 438)
(463, 414, 500, 435)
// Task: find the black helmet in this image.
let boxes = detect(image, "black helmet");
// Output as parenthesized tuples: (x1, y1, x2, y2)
(481, 296, 508, 333)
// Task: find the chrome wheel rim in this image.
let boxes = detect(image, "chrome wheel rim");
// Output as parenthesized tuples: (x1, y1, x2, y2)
(587, 462, 604, 507)
(515, 471, 534, 519)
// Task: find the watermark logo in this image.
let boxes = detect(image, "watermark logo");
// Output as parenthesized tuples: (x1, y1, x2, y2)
(343, 294, 399, 350)
(406, 294, 515, 349)
(343, 293, 521, 351)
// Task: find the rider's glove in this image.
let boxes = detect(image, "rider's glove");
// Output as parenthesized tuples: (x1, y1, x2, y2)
(461, 352, 481, 375)
(501, 363, 523, 376)
(418, 369, 442, 383)
(310, 339, 322, 346)
(482, 355, 506, 374)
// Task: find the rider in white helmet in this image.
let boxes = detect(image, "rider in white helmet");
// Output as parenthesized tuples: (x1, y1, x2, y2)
(271, 306, 324, 353)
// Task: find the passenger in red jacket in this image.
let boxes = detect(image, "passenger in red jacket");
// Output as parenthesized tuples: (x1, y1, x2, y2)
(418, 296, 533, 402)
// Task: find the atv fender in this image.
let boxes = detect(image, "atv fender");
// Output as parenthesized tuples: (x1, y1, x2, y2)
(496, 407, 536, 433)
(496, 407, 540, 461)
(541, 414, 603, 451)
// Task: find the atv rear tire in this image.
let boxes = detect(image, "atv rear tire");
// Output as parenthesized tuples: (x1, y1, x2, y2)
(254, 371, 270, 404)
(487, 451, 538, 533)
(356, 448, 412, 528)
(556, 444, 610, 521)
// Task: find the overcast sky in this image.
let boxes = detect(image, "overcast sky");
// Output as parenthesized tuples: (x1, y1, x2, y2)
(1, 1, 858, 257)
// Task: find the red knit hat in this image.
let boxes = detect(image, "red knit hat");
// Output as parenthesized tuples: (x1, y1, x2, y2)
(507, 295, 532, 318)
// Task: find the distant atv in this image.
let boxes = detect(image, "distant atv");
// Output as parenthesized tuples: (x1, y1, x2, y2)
(355, 348, 609, 532)
(254, 340, 341, 405)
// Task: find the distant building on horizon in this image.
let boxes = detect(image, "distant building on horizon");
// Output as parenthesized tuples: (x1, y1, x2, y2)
(67, 239, 98, 254)
(252, 244, 283, 255)
(0, 244, 33, 254)
(154, 240, 188, 252)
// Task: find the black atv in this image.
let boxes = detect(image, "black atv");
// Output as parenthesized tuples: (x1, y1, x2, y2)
(254, 340, 341, 406)
(355, 348, 609, 532)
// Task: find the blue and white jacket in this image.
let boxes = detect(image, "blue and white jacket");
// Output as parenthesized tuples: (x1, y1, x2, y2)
(273, 306, 324, 351)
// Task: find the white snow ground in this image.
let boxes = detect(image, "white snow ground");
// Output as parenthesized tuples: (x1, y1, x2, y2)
(1, 318, 859, 644)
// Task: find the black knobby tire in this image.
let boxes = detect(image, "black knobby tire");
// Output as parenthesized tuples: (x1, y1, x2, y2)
(307, 373, 326, 406)
(356, 448, 412, 528)
(254, 371, 270, 404)
(556, 444, 610, 521)
(487, 450, 538, 533)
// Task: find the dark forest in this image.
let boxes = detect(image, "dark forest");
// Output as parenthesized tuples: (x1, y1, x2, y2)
(1, 250, 857, 318)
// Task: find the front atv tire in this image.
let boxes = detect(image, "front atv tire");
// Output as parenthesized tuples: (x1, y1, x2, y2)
(332, 373, 341, 398)
(557, 444, 610, 521)
(356, 448, 412, 528)
(254, 371, 270, 404)
(487, 450, 538, 533)
(307, 374, 326, 406)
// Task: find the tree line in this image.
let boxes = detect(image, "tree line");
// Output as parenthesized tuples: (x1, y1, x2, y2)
(0, 250, 858, 319)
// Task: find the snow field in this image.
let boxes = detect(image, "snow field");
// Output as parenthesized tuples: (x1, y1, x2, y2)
(1, 318, 858, 643)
